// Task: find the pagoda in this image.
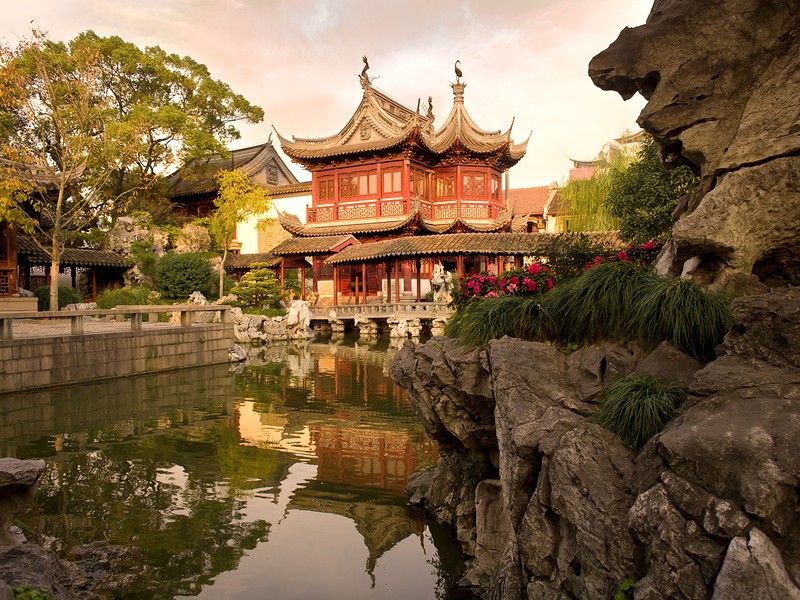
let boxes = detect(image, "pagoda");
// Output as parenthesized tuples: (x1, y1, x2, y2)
(272, 58, 530, 304)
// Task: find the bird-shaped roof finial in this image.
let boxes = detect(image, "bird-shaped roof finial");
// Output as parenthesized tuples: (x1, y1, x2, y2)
(454, 60, 463, 83)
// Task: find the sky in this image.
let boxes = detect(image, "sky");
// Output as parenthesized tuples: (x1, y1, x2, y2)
(2, 0, 652, 189)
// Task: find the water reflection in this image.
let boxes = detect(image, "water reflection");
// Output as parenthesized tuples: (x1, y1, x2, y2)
(3, 336, 471, 600)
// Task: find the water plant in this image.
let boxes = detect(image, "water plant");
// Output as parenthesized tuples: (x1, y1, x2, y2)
(594, 374, 688, 449)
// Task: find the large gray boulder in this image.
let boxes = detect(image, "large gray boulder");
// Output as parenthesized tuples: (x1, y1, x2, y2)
(589, 0, 800, 292)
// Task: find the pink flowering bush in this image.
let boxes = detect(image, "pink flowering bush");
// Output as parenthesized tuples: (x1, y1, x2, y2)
(585, 240, 665, 271)
(454, 262, 556, 308)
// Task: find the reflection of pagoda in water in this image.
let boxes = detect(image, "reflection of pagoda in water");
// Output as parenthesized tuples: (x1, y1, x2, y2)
(287, 478, 426, 583)
(233, 339, 439, 584)
(235, 340, 437, 493)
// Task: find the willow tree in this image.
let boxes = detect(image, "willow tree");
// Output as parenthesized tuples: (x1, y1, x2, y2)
(209, 169, 272, 296)
(559, 141, 637, 232)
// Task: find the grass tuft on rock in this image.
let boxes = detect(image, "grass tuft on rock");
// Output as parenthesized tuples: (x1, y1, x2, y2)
(594, 374, 688, 450)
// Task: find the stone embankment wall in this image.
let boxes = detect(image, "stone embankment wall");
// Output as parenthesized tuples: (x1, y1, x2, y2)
(0, 323, 233, 394)
(390, 287, 800, 600)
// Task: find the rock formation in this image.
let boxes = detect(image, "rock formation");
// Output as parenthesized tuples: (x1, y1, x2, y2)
(390, 288, 800, 599)
(588, 0, 800, 293)
(0, 458, 45, 546)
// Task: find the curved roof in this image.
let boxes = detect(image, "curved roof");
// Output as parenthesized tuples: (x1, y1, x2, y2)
(17, 236, 126, 268)
(325, 232, 547, 264)
(168, 141, 299, 197)
(270, 234, 360, 256)
(275, 82, 431, 162)
(277, 68, 527, 169)
(277, 202, 513, 238)
(420, 83, 529, 161)
(324, 231, 623, 265)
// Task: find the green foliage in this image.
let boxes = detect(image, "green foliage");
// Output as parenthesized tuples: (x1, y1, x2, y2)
(614, 578, 636, 600)
(607, 135, 699, 244)
(13, 586, 54, 600)
(33, 285, 83, 311)
(209, 168, 272, 294)
(595, 374, 688, 449)
(625, 276, 735, 358)
(532, 232, 614, 281)
(155, 252, 213, 299)
(548, 261, 654, 345)
(230, 262, 286, 310)
(95, 286, 157, 309)
(446, 261, 734, 358)
(127, 238, 160, 286)
(560, 173, 617, 232)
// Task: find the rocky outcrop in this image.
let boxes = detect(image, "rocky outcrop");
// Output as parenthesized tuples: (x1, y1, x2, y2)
(0, 458, 45, 545)
(588, 0, 800, 293)
(391, 288, 800, 599)
(0, 459, 102, 599)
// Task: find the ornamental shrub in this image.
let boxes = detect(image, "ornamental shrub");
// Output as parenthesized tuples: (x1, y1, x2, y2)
(33, 285, 83, 311)
(585, 239, 665, 271)
(95, 286, 159, 309)
(230, 262, 286, 310)
(594, 374, 688, 449)
(453, 261, 555, 309)
(533, 232, 613, 280)
(155, 252, 214, 299)
(446, 260, 734, 357)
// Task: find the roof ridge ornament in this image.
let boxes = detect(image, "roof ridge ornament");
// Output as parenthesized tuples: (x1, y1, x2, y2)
(454, 60, 463, 84)
(359, 55, 379, 89)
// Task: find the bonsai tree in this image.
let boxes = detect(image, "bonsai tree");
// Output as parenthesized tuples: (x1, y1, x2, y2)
(230, 262, 286, 310)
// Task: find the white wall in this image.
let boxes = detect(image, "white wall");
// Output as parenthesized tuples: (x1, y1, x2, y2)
(236, 194, 310, 254)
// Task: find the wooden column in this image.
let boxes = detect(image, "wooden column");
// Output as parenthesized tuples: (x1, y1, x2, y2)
(456, 255, 464, 279)
(415, 257, 421, 302)
(385, 261, 391, 303)
(45, 265, 51, 285)
(300, 266, 306, 300)
(362, 262, 367, 305)
(312, 257, 320, 294)
(394, 259, 400, 307)
(91, 269, 97, 301)
(280, 259, 285, 289)
(333, 265, 339, 307)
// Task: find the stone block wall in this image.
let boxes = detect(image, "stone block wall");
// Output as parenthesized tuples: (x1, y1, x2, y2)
(0, 323, 233, 394)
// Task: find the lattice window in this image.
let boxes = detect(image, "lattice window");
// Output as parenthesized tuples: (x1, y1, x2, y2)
(339, 203, 377, 220)
(380, 200, 405, 216)
(316, 206, 335, 221)
(435, 204, 458, 220)
(462, 204, 489, 219)
(0, 272, 10, 296)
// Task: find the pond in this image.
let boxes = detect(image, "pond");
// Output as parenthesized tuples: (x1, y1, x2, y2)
(2, 336, 475, 600)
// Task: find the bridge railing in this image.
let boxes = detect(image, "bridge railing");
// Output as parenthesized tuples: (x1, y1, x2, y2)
(0, 304, 232, 340)
(309, 302, 453, 319)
